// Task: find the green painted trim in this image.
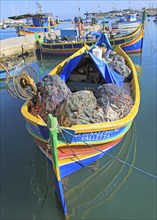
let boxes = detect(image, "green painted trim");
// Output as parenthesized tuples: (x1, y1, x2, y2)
(47, 114, 59, 170)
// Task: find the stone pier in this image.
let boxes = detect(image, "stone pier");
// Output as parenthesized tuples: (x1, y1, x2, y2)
(0, 30, 61, 63)
(0, 34, 37, 63)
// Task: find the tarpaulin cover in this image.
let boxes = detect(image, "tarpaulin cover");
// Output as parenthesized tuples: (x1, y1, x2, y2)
(86, 31, 102, 38)
(60, 49, 123, 87)
(88, 51, 123, 86)
(94, 33, 113, 50)
(60, 53, 84, 82)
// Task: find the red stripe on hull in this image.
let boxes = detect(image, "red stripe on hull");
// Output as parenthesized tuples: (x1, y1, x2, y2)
(124, 48, 142, 54)
(34, 136, 124, 159)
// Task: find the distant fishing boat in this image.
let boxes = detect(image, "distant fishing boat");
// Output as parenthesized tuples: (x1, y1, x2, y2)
(37, 22, 144, 55)
(8, 3, 57, 36)
(111, 13, 142, 29)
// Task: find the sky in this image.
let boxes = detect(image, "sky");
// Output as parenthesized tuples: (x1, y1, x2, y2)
(0, 0, 156, 20)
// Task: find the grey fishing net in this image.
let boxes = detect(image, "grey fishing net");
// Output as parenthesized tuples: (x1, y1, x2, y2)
(29, 75, 71, 122)
(109, 54, 131, 79)
(56, 90, 105, 126)
(94, 83, 134, 121)
(29, 59, 134, 126)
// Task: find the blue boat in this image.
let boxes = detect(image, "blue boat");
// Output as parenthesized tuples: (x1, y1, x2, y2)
(8, 3, 57, 36)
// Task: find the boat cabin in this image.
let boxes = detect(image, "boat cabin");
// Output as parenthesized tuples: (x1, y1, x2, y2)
(119, 14, 137, 22)
(84, 12, 98, 25)
(8, 13, 55, 27)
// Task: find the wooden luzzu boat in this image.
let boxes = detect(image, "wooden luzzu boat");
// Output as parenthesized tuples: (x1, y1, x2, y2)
(5, 33, 140, 218)
(37, 22, 144, 55)
(13, 35, 140, 218)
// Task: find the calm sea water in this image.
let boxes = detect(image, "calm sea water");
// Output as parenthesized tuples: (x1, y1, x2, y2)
(0, 17, 157, 220)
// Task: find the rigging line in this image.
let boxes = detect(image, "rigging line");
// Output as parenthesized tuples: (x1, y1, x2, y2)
(104, 151, 157, 179)
(145, 23, 156, 53)
(60, 127, 157, 180)
(59, 128, 84, 168)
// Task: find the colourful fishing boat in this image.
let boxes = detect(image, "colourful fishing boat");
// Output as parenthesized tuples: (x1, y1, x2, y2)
(37, 22, 144, 55)
(8, 3, 57, 36)
(112, 22, 144, 54)
(6, 35, 140, 218)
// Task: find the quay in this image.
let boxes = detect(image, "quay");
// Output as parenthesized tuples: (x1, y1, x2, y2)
(0, 35, 36, 63)
(0, 30, 60, 63)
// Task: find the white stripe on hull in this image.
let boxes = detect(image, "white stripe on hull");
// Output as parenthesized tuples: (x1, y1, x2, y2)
(112, 22, 140, 29)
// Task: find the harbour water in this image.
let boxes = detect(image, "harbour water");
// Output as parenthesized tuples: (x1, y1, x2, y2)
(0, 17, 156, 220)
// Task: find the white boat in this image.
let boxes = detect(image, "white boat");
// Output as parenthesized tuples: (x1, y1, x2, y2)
(111, 14, 141, 29)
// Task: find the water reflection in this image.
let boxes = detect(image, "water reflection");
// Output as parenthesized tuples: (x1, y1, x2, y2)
(129, 53, 143, 77)
(30, 122, 137, 219)
(30, 146, 64, 220)
(64, 122, 137, 219)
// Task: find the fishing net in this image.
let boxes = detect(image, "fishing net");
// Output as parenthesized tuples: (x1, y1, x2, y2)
(56, 90, 105, 127)
(94, 83, 134, 121)
(109, 54, 132, 79)
(29, 75, 71, 122)
(29, 74, 134, 125)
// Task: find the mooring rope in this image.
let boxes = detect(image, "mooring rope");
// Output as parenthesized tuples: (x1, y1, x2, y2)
(59, 130, 84, 168)
(60, 127, 157, 180)
(145, 23, 156, 54)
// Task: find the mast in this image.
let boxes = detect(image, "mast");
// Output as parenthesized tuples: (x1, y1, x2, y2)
(78, 0, 80, 16)
(36, 2, 42, 13)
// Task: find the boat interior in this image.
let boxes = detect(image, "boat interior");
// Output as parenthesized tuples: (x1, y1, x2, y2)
(67, 55, 106, 92)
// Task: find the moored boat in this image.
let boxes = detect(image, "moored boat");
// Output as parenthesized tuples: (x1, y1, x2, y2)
(37, 22, 144, 55)
(8, 3, 57, 36)
(6, 35, 140, 218)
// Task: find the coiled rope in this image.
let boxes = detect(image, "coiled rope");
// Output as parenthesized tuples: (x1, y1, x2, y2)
(59, 127, 157, 180)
